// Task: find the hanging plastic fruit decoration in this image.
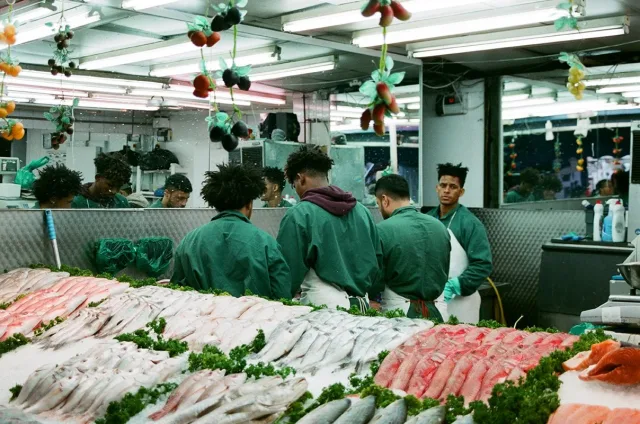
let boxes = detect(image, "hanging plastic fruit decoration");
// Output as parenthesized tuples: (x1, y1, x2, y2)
(612, 131, 623, 167)
(358, 1, 410, 136)
(559, 52, 586, 100)
(47, 26, 76, 77)
(0, 2, 24, 142)
(207, 0, 251, 152)
(193, 72, 215, 99)
(187, 16, 221, 48)
(554, 1, 579, 31)
(507, 137, 518, 176)
(43, 98, 78, 150)
(575, 136, 585, 172)
(553, 134, 562, 173)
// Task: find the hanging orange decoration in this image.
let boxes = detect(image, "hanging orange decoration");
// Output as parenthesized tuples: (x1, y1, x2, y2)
(0, 1, 25, 141)
(612, 131, 624, 167)
(575, 137, 585, 172)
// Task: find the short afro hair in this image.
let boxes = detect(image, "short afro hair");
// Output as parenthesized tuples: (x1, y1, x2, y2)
(520, 168, 541, 186)
(33, 164, 82, 204)
(94, 153, 132, 188)
(263, 167, 286, 191)
(437, 163, 469, 188)
(201, 163, 265, 211)
(375, 174, 410, 200)
(284, 145, 333, 185)
(164, 174, 193, 193)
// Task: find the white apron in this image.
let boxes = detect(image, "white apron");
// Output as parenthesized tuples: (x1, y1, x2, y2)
(381, 285, 411, 315)
(435, 214, 482, 324)
(300, 268, 369, 311)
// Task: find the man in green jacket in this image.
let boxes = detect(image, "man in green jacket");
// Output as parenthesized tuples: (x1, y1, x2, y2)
(149, 174, 193, 208)
(374, 175, 450, 320)
(261, 167, 292, 208)
(172, 163, 291, 299)
(33, 164, 82, 209)
(71, 153, 131, 209)
(505, 168, 540, 203)
(277, 145, 382, 311)
(427, 163, 492, 323)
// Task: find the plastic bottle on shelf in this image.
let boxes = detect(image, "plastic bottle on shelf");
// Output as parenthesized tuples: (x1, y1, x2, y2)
(593, 201, 603, 242)
(602, 199, 617, 242)
(612, 200, 626, 242)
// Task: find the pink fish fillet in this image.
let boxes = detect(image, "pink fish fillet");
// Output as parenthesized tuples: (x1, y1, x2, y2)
(459, 359, 490, 405)
(464, 327, 490, 343)
(520, 332, 547, 347)
(0, 313, 41, 340)
(501, 331, 527, 345)
(149, 372, 207, 420)
(566, 405, 612, 423)
(548, 404, 587, 424)
(538, 333, 566, 347)
(602, 408, 640, 424)
(482, 327, 517, 343)
(390, 349, 430, 391)
(422, 349, 470, 399)
(375, 349, 408, 388)
(560, 335, 580, 348)
(477, 359, 519, 402)
(406, 352, 446, 398)
(439, 354, 477, 400)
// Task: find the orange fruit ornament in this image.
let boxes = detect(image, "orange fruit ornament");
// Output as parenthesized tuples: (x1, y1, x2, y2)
(2, 131, 13, 140)
(6, 35, 16, 45)
(0, 108, 7, 118)
(11, 122, 23, 138)
(5, 101, 15, 114)
(13, 128, 24, 140)
(4, 24, 16, 37)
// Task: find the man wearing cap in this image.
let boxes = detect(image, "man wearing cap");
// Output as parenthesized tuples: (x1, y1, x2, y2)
(149, 174, 193, 208)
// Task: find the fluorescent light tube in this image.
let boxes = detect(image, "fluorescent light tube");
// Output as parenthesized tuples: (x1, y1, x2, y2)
(129, 89, 251, 106)
(395, 96, 421, 105)
(597, 84, 640, 94)
(0, 12, 100, 50)
(251, 57, 336, 82)
(353, 2, 574, 47)
(502, 98, 556, 109)
(410, 17, 628, 58)
(331, 111, 363, 119)
(502, 93, 530, 102)
(282, 0, 478, 33)
(621, 91, 640, 98)
(166, 84, 287, 105)
(585, 76, 640, 87)
(407, 103, 420, 110)
(150, 47, 278, 77)
(10, 78, 127, 94)
(20, 70, 165, 90)
(503, 100, 611, 120)
(5, 86, 89, 98)
(7, 92, 56, 101)
(4, 5, 54, 23)
(34, 98, 159, 111)
(122, 0, 180, 10)
(81, 39, 197, 70)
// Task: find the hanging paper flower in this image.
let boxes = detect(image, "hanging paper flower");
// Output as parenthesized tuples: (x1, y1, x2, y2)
(361, 0, 412, 27)
(359, 56, 405, 136)
(559, 52, 586, 100)
(554, 0, 579, 31)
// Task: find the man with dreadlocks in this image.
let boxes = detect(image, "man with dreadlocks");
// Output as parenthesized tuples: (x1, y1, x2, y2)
(427, 163, 492, 323)
(261, 167, 292, 208)
(277, 145, 382, 312)
(33, 164, 83, 209)
(172, 163, 291, 299)
(71, 153, 131, 208)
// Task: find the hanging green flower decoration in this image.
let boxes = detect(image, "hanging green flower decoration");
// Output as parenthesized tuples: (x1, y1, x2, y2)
(358, 55, 405, 136)
(554, 1, 579, 30)
(42, 98, 79, 149)
(210, 0, 249, 32)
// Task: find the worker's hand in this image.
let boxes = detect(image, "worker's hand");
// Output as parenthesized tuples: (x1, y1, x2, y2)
(444, 278, 462, 303)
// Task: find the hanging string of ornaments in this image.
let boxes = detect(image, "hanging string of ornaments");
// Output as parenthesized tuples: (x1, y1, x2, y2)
(0, 0, 24, 142)
(612, 131, 623, 168)
(507, 137, 518, 176)
(358, 0, 411, 136)
(575, 137, 585, 172)
(553, 135, 562, 173)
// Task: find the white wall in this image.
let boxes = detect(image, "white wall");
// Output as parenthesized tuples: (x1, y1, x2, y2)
(422, 80, 485, 207)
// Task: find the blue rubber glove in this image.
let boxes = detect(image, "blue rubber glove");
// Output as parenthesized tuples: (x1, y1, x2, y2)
(444, 278, 462, 303)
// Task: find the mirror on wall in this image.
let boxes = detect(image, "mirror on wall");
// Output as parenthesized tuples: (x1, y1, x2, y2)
(501, 70, 635, 207)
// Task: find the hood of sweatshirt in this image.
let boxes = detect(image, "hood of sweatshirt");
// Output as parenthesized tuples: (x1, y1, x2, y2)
(301, 186, 357, 217)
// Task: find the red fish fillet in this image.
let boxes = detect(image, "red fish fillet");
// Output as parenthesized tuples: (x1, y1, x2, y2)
(579, 347, 640, 385)
(482, 327, 516, 343)
(602, 408, 640, 424)
(566, 405, 611, 423)
(390, 350, 426, 391)
(406, 352, 446, 397)
(375, 350, 406, 387)
(459, 359, 490, 404)
(439, 354, 477, 400)
(548, 404, 586, 424)
(477, 359, 519, 401)
(563, 339, 622, 371)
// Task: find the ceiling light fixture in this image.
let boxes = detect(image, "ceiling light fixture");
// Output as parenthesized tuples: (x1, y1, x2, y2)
(502, 97, 557, 109)
(407, 103, 420, 110)
(353, 1, 578, 47)
(34, 98, 159, 111)
(0, 11, 100, 50)
(282, 0, 478, 32)
(5, 85, 89, 98)
(10, 78, 127, 94)
(3, 4, 55, 23)
(129, 89, 251, 106)
(502, 100, 614, 120)
(150, 47, 279, 77)
(121, 0, 180, 11)
(395, 96, 421, 105)
(80, 38, 197, 70)
(597, 84, 640, 94)
(409, 16, 628, 58)
(250, 56, 337, 82)
(585, 75, 640, 87)
(168, 84, 286, 105)
(20, 70, 166, 90)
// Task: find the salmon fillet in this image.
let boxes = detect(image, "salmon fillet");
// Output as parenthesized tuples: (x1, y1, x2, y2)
(579, 347, 640, 385)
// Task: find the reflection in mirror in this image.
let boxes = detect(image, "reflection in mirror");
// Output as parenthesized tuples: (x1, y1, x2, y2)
(501, 73, 633, 207)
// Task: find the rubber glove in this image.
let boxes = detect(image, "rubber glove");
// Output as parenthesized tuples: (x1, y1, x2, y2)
(443, 278, 462, 303)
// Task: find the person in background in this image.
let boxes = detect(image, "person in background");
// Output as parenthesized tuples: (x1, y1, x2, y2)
(277, 145, 382, 312)
(541, 174, 563, 201)
(120, 183, 149, 208)
(262, 167, 292, 208)
(149, 174, 192, 208)
(427, 163, 492, 323)
(593, 179, 614, 197)
(32, 164, 82, 209)
(505, 168, 540, 203)
(71, 153, 131, 208)
(374, 174, 450, 320)
(612, 170, 630, 206)
(172, 163, 291, 299)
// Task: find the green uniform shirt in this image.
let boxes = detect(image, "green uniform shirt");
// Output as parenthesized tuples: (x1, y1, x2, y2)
(428, 204, 493, 296)
(376, 207, 450, 304)
(172, 210, 291, 299)
(71, 193, 130, 209)
(149, 199, 164, 208)
(263, 198, 293, 208)
(277, 202, 382, 298)
(505, 189, 534, 203)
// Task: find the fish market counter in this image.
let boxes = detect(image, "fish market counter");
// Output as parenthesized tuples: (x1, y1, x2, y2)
(538, 241, 634, 332)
